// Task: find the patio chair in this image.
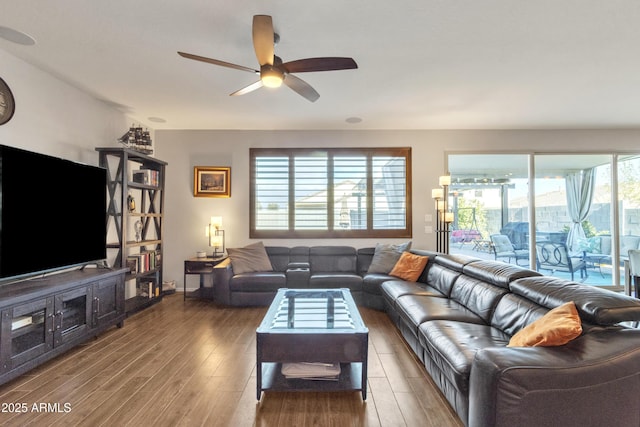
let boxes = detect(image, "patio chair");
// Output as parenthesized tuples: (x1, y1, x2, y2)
(490, 234, 529, 266)
(535, 241, 586, 281)
(628, 249, 640, 298)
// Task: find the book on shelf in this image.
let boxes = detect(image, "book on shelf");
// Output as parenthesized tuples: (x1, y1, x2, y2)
(136, 281, 156, 299)
(127, 251, 160, 274)
(126, 256, 139, 275)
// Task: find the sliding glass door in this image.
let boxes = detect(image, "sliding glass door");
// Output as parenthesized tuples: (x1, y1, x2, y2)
(448, 154, 530, 266)
(617, 155, 640, 290)
(533, 154, 613, 286)
(448, 152, 625, 290)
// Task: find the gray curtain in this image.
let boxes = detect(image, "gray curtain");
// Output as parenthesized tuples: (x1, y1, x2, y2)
(565, 168, 595, 255)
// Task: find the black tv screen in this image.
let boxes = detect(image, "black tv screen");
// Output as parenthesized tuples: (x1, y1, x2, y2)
(0, 145, 107, 281)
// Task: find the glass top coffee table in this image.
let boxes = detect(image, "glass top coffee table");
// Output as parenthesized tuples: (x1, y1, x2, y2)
(256, 288, 369, 400)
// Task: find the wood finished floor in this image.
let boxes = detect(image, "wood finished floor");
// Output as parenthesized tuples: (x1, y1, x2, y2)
(0, 294, 463, 427)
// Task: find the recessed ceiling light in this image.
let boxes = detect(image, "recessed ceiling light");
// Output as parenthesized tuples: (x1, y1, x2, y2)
(0, 26, 36, 46)
(148, 117, 167, 123)
(345, 117, 362, 124)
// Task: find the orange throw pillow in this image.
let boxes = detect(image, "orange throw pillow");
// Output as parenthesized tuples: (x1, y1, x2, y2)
(389, 252, 429, 282)
(508, 301, 583, 347)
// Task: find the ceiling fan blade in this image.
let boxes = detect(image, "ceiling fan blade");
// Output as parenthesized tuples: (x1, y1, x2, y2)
(282, 57, 358, 73)
(253, 15, 274, 66)
(178, 51, 258, 74)
(283, 74, 320, 102)
(230, 80, 264, 96)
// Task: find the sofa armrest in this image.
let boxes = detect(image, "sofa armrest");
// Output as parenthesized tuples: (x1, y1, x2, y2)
(212, 258, 233, 305)
(469, 328, 640, 427)
(286, 262, 310, 288)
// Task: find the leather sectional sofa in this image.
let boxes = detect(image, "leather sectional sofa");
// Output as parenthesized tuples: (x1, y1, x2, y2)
(212, 245, 396, 307)
(212, 245, 640, 427)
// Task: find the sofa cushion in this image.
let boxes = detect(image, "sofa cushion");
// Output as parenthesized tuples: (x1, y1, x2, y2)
(419, 320, 510, 393)
(511, 276, 640, 325)
(381, 280, 446, 309)
(408, 249, 439, 282)
(600, 235, 612, 255)
(367, 242, 412, 274)
(426, 264, 461, 297)
(621, 235, 640, 259)
(434, 253, 479, 273)
(357, 247, 376, 275)
(227, 241, 273, 274)
(490, 293, 548, 336)
(229, 272, 286, 292)
(389, 252, 428, 282)
(308, 273, 363, 291)
(508, 301, 583, 347)
(585, 235, 611, 256)
(396, 294, 485, 333)
(362, 273, 395, 296)
(265, 246, 292, 272)
(290, 246, 310, 263)
(309, 246, 358, 273)
(462, 260, 541, 289)
(449, 275, 508, 324)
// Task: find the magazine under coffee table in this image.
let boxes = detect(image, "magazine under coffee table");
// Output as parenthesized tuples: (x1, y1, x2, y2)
(256, 288, 369, 400)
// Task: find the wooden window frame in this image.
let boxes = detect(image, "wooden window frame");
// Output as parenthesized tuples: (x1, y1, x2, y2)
(250, 147, 412, 239)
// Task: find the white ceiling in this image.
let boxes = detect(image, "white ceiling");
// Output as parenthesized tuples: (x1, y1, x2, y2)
(3, 1, 640, 130)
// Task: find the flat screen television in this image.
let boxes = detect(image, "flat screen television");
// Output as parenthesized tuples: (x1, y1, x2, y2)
(0, 144, 107, 282)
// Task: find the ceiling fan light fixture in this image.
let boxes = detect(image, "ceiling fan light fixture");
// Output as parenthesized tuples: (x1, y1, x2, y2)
(179, 15, 357, 101)
(260, 65, 284, 88)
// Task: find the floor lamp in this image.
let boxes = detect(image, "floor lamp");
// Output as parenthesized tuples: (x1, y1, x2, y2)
(432, 175, 454, 254)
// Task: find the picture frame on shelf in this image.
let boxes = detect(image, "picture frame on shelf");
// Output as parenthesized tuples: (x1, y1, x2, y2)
(194, 166, 231, 198)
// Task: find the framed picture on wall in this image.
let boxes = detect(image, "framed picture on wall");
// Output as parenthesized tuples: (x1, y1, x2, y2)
(194, 166, 231, 197)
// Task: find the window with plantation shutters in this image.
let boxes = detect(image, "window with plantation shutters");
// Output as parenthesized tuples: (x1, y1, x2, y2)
(250, 147, 412, 238)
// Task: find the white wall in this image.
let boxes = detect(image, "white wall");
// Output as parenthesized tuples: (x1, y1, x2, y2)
(155, 128, 640, 287)
(0, 49, 128, 164)
(4, 47, 640, 290)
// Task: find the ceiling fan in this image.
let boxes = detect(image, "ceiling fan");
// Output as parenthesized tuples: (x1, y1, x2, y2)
(178, 15, 357, 102)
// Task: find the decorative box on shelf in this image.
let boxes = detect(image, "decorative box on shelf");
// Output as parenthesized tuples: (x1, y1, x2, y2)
(132, 169, 159, 186)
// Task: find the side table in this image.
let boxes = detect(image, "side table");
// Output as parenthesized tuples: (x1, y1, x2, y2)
(184, 256, 227, 301)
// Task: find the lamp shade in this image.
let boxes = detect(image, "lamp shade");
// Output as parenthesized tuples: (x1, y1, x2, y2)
(210, 235, 223, 248)
(210, 216, 223, 229)
(439, 175, 451, 186)
(261, 66, 284, 88)
(431, 188, 443, 199)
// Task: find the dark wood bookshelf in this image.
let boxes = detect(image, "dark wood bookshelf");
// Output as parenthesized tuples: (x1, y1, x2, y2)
(96, 147, 167, 316)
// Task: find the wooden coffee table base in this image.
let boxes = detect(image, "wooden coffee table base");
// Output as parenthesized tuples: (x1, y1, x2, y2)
(258, 362, 365, 399)
(255, 289, 369, 400)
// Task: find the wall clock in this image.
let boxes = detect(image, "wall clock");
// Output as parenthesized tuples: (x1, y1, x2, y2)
(0, 77, 16, 125)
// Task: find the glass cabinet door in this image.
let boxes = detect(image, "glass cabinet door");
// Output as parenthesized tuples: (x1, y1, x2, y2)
(54, 287, 91, 346)
(0, 288, 91, 371)
(2, 298, 54, 370)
